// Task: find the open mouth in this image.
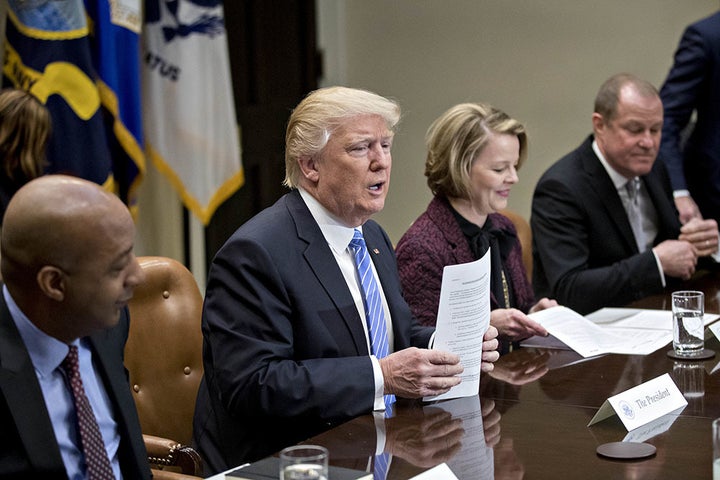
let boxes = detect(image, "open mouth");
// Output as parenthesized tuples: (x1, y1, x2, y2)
(369, 182, 384, 191)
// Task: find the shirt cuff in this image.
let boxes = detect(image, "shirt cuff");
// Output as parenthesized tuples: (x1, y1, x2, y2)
(372, 411, 388, 455)
(673, 190, 691, 199)
(652, 249, 666, 287)
(371, 355, 386, 411)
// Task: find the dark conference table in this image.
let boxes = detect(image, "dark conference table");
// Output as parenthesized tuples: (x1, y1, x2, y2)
(296, 268, 720, 479)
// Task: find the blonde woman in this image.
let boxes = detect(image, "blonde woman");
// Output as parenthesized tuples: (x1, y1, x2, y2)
(396, 103, 556, 351)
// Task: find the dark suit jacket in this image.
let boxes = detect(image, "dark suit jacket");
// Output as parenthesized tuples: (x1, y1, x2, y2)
(659, 11, 720, 223)
(193, 189, 434, 474)
(531, 136, 681, 314)
(0, 299, 151, 479)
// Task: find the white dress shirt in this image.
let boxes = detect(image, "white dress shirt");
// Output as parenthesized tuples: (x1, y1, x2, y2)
(593, 141, 666, 286)
(299, 188, 393, 411)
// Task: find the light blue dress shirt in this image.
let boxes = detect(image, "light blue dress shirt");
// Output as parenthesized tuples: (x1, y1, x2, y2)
(4, 286, 123, 479)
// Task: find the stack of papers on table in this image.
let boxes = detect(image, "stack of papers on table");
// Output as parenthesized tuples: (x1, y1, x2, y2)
(521, 306, 720, 358)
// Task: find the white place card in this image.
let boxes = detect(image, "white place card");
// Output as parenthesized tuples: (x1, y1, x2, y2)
(709, 321, 720, 343)
(409, 463, 459, 480)
(587, 373, 687, 431)
(621, 407, 684, 443)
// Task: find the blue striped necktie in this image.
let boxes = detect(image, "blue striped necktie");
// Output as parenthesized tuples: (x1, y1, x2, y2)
(349, 229, 395, 406)
(374, 450, 391, 480)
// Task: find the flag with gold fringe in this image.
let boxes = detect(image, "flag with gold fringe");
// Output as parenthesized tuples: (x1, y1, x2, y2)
(2, 0, 145, 211)
(142, 0, 243, 225)
(3, 0, 114, 190)
(84, 0, 145, 213)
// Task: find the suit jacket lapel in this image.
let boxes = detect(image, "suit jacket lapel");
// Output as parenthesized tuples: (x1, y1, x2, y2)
(362, 224, 406, 342)
(286, 191, 369, 355)
(88, 321, 148, 480)
(581, 140, 639, 253)
(643, 163, 681, 242)
(0, 297, 66, 473)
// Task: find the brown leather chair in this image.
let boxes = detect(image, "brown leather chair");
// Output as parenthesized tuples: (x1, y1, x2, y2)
(500, 209, 533, 281)
(125, 256, 205, 478)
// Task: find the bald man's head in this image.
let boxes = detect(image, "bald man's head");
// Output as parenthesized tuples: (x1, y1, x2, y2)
(2, 175, 128, 282)
(1, 175, 145, 342)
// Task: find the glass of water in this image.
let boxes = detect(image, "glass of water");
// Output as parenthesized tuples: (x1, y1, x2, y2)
(672, 290, 704, 357)
(279, 445, 328, 480)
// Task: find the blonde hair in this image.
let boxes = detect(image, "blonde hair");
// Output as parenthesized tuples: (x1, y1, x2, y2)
(0, 89, 51, 182)
(283, 86, 401, 188)
(425, 102, 527, 199)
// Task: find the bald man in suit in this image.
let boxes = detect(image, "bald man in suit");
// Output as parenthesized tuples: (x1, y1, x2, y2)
(0, 175, 150, 478)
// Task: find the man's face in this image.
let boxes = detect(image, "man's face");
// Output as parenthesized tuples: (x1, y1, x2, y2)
(593, 85, 663, 178)
(63, 207, 145, 337)
(306, 114, 393, 227)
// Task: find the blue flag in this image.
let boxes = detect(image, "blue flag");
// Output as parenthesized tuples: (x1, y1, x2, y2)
(2, 0, 144, 210)
(84, 0, 145, 212)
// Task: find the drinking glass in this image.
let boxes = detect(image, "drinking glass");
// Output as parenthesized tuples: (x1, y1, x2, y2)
(279, 445, 328, 480)
(672, 290, 704, 356)
(672, 361, 705, 399)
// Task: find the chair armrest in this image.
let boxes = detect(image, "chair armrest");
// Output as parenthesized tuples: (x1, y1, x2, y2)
(143, 434, 203, 477)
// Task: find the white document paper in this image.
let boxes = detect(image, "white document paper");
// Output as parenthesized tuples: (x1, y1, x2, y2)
(424, 396, 493, 480)
(425, 252, 491, 402)
(527, 306, 628, 357)
(526, 306, 720, 357)
(587, 373, 687, 431)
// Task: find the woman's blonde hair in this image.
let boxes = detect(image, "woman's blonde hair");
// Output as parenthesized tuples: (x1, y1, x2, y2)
(283, 86, 401, 188)
(0, 89, 51, 181)
(425, 102, 526, 199)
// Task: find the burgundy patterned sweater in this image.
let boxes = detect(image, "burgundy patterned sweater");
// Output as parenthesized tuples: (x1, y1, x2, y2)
(396, 195, 534, 327)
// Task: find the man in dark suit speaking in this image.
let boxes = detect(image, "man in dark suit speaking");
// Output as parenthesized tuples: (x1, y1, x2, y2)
(192, 86, 500, 474)
(0, 175, 150, 478)
(531, 73, 718, 315)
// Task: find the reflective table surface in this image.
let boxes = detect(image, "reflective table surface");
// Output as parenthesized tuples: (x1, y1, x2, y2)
(301, 268, 720, 479)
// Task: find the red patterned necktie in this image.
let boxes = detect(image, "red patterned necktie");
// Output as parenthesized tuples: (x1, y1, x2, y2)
(61, 345, 116, 480)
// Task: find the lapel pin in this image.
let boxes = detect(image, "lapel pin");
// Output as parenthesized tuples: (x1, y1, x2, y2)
(373, 248, 380, 255)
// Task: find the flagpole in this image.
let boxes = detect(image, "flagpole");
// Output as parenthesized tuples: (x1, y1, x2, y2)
(187, 210, 207, 294)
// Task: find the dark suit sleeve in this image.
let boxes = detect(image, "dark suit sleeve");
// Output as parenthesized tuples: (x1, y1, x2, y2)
(659, 23, 709, 191)
(202, 235, 377, 423)
(531, 174, 663, 314)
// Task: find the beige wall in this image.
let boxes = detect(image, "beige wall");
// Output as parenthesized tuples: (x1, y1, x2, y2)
(317, 0, 718, 244)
